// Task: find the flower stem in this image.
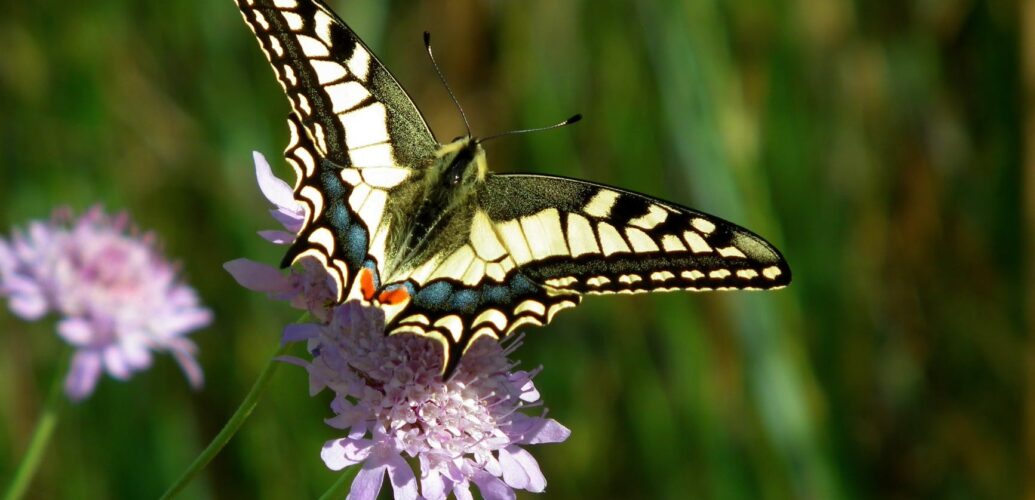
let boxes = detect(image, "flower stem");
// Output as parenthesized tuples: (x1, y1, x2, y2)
(159, 340, 292, 499)
(4, 361, 67, 500)
(318, 466, 360, 500)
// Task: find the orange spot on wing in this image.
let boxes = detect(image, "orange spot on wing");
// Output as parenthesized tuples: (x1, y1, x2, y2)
(359, 268, 376, 301)
(378, 287, 410, 306)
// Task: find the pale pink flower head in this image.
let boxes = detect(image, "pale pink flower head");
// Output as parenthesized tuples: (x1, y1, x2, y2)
(228, 152, 571, 499)
(0, 206, 212, 401)
(291, 303, 570, 500)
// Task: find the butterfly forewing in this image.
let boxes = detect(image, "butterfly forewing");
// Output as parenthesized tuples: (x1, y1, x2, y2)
(480, 175, 791, 293)
(237, 0, 439, 298)
(235, 0, 437, 167)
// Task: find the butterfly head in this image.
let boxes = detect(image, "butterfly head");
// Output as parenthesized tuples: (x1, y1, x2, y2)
(435, 136, 488, 189)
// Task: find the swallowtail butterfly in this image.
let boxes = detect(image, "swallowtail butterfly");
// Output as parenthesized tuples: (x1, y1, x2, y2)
(234, 0, 792, 376)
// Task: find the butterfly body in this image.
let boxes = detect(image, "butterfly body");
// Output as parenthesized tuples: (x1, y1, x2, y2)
(236, 0, 792, 376)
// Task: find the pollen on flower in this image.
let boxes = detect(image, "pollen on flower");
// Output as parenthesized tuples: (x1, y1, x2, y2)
(0, 206, 212, 401)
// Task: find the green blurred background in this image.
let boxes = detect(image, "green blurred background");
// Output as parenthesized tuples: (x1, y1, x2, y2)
(0, 0, 1028, 498)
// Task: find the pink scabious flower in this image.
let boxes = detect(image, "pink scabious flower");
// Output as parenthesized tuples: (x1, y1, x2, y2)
(0, 206, 212, 401)
(228, 152, 571, 499)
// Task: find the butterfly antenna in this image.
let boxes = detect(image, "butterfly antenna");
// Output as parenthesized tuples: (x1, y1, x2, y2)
(424, 32, 472, 137)
(478, 114, 583, 144)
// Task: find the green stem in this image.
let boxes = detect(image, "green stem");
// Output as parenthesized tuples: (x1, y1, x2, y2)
(318, 466, 360, 500)
(4, 361, 67, 500)
(159, 340, 293, 499)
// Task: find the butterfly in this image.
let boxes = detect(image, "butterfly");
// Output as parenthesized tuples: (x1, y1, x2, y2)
(234, 0, 792, 377)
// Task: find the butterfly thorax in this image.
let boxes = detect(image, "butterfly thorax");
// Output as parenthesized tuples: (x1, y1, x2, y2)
(382, 137, 487, 279)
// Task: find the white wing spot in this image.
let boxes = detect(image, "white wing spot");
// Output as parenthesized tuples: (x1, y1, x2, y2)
(282, 65, 297, 86)
(717, 246, 747, 259)
(357, 189, 388, 232)
(360, 168, 409, 189)
(340, 168, 362, 186)
(282, 11, 304, 31)
(625, 227, 659, 253)
(326, 81, 370, 113)
(299, 185, 325, 219)
(296, 94, 312, 116)
(296, 34, 328, 57)
(308, 227, 335, 254)
(497, 219, 532, 265)
(433, 315, 465, 343)
(430, 246, 476, 283)
(341, 103, 389, 149)
(763, 266, 783, 280)
(515, 300, 546, 316)
(586, 276, 611, 287)
(474, 309, 508, 331)
(682, 231, 712, 254)
(651, 271, 675, 282)
(313, 10, 334, 45)
(311, 60, 347, 84)
(692, 218, 716, 234)
(253, 11, 270, 30)
(661, 234, 686, 252)
(597, 223, 631, 256)
(681, 270, 705, 281)
(629, 204, 669, 230)
(461, 259, 486, 286)
(583, 190, 620, 218)
(709, 269, 732, 279)
(350, 143, 395, 169)
(470, 212, 508, 262)
(520, 209, 568, 259)
(545, 276, 578, 288)
(736, 269, 759, 280)
(294, 145, 316, 177)
(618, 274, 642, 285)
(270, 37, 284, 57)
(566, 213, 600, 257)
(273, 0, 297, 7)
(347, 46, 372, 82)
(485, 263, 506, 282)
(347, 183, 372, 212)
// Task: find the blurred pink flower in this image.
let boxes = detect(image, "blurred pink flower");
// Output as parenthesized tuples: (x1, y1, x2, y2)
(0, 206, 211, 401)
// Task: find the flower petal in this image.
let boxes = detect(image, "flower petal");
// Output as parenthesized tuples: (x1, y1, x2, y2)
(57, 318, 94, 345)
(223, 259, 292, 293)
(258, 230, 296, 245)
(384, 453, 418, 500)
(347, 463, 387, 500)
(253, 151, 298, 210)
(510, 414, 572, 445)
(65, 351, 102, 401)
(8, 291, 48, 320)
(499, 446, 546, 492)
(321, 438, 373, 471)
(472, 470, 516, 500)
